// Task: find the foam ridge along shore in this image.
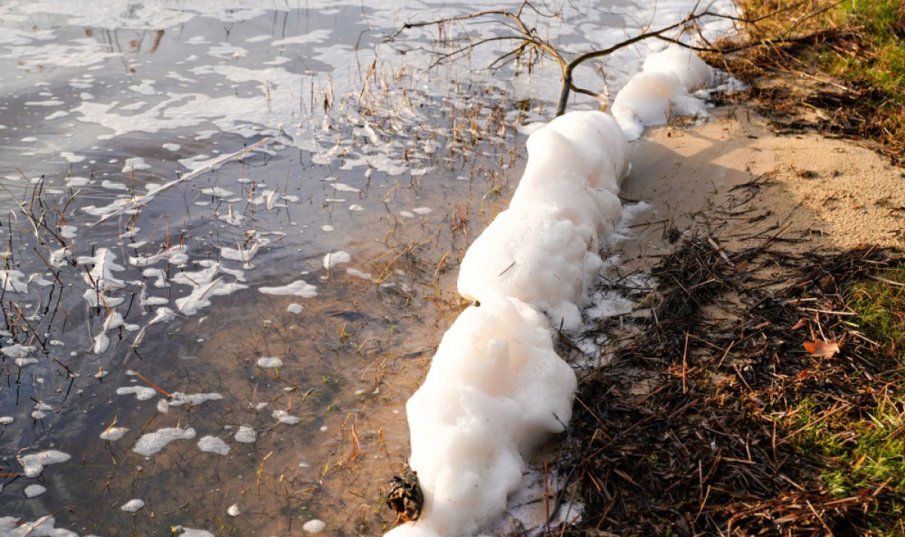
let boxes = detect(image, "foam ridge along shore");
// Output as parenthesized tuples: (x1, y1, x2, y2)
(386, 46, 716, 537)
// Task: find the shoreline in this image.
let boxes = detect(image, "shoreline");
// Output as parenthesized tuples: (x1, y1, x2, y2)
(554, 104, 904, 534)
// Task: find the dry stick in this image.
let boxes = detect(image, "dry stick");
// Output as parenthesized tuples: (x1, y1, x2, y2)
(129, 368, 172, 398)
(393, 1, 849, 117)
(682, 331, 690, 393)
(94, 137, 273, 225)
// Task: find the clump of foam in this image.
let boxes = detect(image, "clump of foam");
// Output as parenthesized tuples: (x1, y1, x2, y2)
(272, 409, 301, 425)
(100, 426, 129, 441)
(116, 386, 156, 401)
(167, 392, 223, 407)
(258, 280, 317, 298)
(173, 527, 214, 537)
(234, 425, 256, 443)
(0, 516, 97, 537)
(612, 45, 714, 140)
(323, 251, 352, 269)
(18, 450, 71, 478)
(390, 297, 576, 537)
(197, 436, 230, 455)
(121, 499, 146, 512)
(256, 357, 283, 368)
(133, 426, 196, 457)
(458, 205, 592, 331)
(458, 112, 627, 332)
(390, 111, 628, 537)
(24, 484, 47, 498)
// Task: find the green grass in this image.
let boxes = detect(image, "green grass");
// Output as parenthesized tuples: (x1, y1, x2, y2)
(735, 0, 905, 159)
(849, 265, 905, 362)
(788, 263, 905, 534)
(823, 1, 905, 91)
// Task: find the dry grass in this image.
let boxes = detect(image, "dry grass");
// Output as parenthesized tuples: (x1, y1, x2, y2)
(553, 225, 904, 535)
(710, 0, 905, 164)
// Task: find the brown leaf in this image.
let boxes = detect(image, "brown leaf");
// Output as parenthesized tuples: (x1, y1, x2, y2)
(803, 339, 841, 358)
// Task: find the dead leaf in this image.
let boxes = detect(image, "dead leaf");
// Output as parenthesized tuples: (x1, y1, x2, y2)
(803, 339, 841, 358)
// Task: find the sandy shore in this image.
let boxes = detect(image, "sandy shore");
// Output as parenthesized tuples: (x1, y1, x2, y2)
(620, 107, 904, 258)
(551, 104, 905, 535)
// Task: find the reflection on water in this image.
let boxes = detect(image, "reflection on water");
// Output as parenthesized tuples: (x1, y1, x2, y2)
(0, 1, 535, 534)
(0, 0, 727, 533)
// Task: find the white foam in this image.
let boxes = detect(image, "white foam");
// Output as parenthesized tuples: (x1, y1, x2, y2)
(100, 426, 129, 441)
(120, 499, 145, 512)
(234, 425, 256, 443)
(168, 392, 223, 407)
(122, 156, 151, 172)
(256, 357, 283, 369)
(302, 519, 326, 534)
(272, 30, 332, 47)
(643, 45, 713, 91)
(173, 527, 214, 537)
(133, 426, 196, 457)
(3, 344, 36, 359)
(0, 270, 28, 293)
(323, 251, 351, 269)
(391, 297, 576, 537)
(259, 280, 317, 298)
(77, 248, 125, 292)
(272, 410, 300, 425)
(22, 484, 47, 499)
(0, 515, 99, 537)
(197, 436, 230, 455)
(612, 48, 713, 140)
(116, 386, 156, 401)
(220, 237, 269, 263)
(458, 204, 592, 332)
(18, 450, 71, 478)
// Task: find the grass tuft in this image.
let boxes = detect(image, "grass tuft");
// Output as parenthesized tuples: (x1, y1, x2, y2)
(727, 0, 905, 162)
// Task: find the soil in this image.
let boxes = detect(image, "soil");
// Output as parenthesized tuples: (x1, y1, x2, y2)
(551, 107, 905, 535)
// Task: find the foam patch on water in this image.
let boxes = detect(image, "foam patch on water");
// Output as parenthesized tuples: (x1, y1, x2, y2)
(167, 392, 223, 407)
(234, 425, 256, 443)
(100, 426, 129, 441)
(302, 519, 326, 534)
(133, 426, 196, 457)
(272, 410, 301, 425)
(256, 356, 283, 369)
(197, 436, 230, 455)
(0, 270, 29, 293)
(116, 386, 157, 401)
(173, 527, 215, 537)
(24, 484, 47, 498)
(120, 499, 145, 512)
(18, 450, 71, 478)
(323, 251, 351, 269)
(0, 516, 102, 537)
(259, 280, 317, 298)
(3, 344, 36, 359)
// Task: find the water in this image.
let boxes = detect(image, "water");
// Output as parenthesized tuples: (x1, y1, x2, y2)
(0, 1, 734, 535)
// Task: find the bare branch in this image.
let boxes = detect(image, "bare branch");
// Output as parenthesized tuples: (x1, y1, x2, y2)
(389, 0, 850, 118)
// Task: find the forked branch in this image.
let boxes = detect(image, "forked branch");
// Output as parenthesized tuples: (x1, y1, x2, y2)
(388, 0, 848, 117)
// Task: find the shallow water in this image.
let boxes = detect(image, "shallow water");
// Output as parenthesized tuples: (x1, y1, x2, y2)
(0, 1, 735, 535)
